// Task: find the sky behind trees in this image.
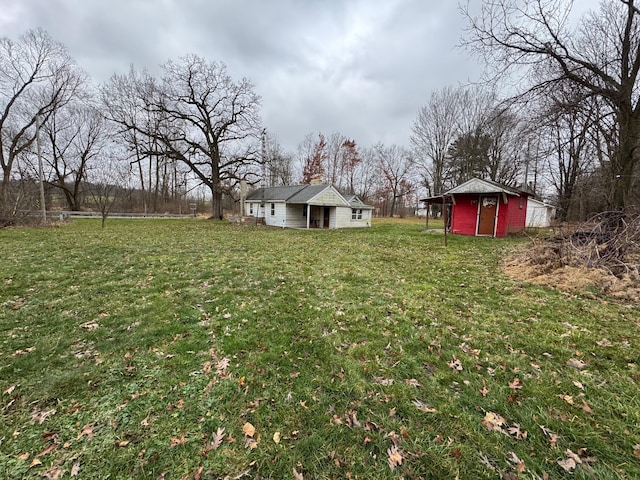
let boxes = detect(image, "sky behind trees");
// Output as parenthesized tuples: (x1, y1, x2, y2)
(0, 0, 491, 151)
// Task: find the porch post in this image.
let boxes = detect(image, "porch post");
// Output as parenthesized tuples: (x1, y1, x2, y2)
(306, 204, 310, 229)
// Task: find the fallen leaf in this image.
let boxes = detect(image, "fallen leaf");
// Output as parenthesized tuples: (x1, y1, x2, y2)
(78, 424, 94, 440)
(31, 408, 57, 424)
(42, 466, 65, 480)
(412, 399, 437, 413)
(3, 384, 17, 395)
(293, 467, 304, 480)
(373, 377, 393, 386)
(482, 412, 506, 432)
(242, 422, 256, 437)
(170, 434, 187, 447)
(346, 410, 361, 428)
(405, 378, 421, 387)
(115, 440, 130, 447)
(194, 466, 204, 480)
(558, 448, 585, 473)
(507, 423, 527, 440)
(17, 452, 30, 460)
(507, 452, 526, 472)
(206, 427, 225, 452)
(273, 431, 281, 444)
(558, 394, 574, 405)
(71, 460, 81, 476)
(581, 400, 592, 414)
(30, 457, 43, 468)
(572, 381, 584, 390)
(387, 445, 403, 470)
(567, 358, 586, 370)
(80, 321, 99, 331)
(634, 444, 640, 458)
(509, 378, 523, 390)
(448, 357, 463, 372)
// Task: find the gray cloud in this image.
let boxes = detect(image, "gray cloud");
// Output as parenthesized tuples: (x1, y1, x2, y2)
(1, 0, 485, 151)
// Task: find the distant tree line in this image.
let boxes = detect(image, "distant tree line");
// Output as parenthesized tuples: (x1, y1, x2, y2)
(1, 1, 638, 226)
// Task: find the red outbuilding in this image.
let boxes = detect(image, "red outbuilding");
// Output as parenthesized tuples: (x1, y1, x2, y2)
(421, 178, 530, 237)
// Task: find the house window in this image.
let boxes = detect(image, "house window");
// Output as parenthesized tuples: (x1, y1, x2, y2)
(249, 203, 253, 215)
(302, 205, 307, 217)
(352, 209, 362, 220)
(270, 203, 275, 216)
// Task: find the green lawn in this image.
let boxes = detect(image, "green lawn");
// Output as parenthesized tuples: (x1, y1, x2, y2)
(1, 218, 638, 479)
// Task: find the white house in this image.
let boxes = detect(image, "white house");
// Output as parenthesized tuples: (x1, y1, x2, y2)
(526, 198, 555, 228)
(245, 184, 373, 229)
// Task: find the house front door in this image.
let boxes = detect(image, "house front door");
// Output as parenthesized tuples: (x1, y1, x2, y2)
(323, 207, 330, 228)
(477, 196, 498, 235)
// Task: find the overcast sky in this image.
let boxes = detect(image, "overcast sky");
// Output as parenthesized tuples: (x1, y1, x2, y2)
(0, 0, 600, 153)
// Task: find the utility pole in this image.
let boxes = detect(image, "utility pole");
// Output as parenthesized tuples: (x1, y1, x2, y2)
(260, 128, 266, 224)
(36, 114, 46, 223)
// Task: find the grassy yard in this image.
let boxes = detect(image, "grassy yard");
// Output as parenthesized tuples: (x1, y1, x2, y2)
(0, 218, 638, 479)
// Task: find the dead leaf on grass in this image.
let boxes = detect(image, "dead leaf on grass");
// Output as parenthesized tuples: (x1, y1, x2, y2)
(373, 377, 393, 386)
(70, 460, 81, 476)
(80, 321, 99, 331)
(558, 394, 575, 405)
(412, 399, 437, 413)
(204, 427, 225, 452)
(405, 378, 421, 387)
(170, 433, 187, 447)
(567, 358, 587, 370)
(77, 424, 94, 440)
(42, 466, 65, 480)
(272, 431, 281, 444)
(17, 452, 30, 461)
(387, 445, 403, 470)
(292, 467, 304, 480)
(633, 444, 640, 458)
(448, 357, 463, 372)
(31, 408, 57, 424)
(507, 452, 526, 472)
(242, 422, 256, 437)
(3, 384, 17, 395)
(482, 412, 506, 432)
(508, 378, 523, 390)
(507, 423, 528, 440)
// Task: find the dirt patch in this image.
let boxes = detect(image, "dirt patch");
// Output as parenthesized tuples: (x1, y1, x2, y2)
(503, 242, 640, 304)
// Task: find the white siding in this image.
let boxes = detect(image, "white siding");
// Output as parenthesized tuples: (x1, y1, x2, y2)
(309, 187, 348, 206)
(335, 206, 372, 228)
(526, 200, 553, 228)
(264, 202, 288, 227)
(284, 204, 309, 228)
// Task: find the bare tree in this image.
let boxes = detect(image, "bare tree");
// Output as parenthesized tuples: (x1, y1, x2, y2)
(264, 133, 294, 187)
(374, 144, 414, 217)
(40, 100, 106, 210)
(411, 86, 461, 197)
(104, 56, 261, 219)
(462, 0, 640, 209)
(0, 28, 83, 219)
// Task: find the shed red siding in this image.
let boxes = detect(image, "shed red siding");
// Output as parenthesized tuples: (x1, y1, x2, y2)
(504, 196, 527, 234)
(450, 196, 478, 235)
(449, 193, 527, 237)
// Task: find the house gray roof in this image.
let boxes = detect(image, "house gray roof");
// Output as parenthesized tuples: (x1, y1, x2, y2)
(246, 184, 374, 209)
(345, 194, 374, 210)
(245, 185, 308, 202)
